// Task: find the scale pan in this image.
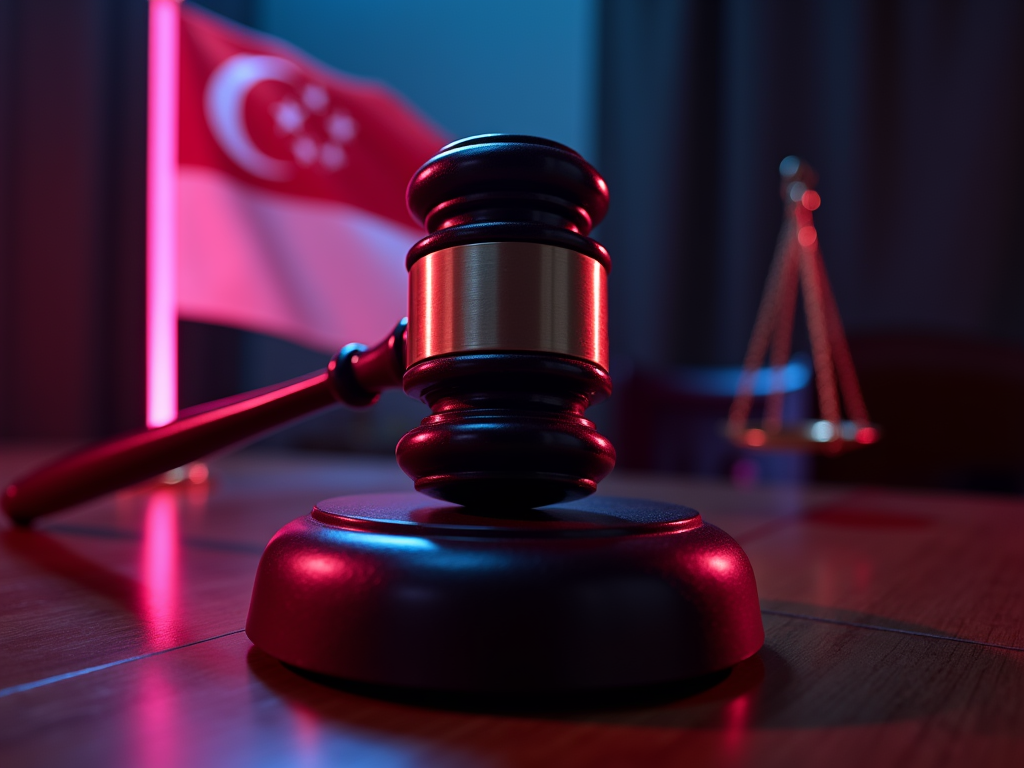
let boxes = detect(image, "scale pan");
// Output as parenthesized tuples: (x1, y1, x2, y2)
(727, 419, 881, 454)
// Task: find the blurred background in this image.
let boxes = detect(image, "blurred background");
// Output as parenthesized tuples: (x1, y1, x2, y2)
(2, 0, 1023, 492)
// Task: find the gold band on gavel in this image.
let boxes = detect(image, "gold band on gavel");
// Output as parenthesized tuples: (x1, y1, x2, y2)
(407, 241, 609, 371)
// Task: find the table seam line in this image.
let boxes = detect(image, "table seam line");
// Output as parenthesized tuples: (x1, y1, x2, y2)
(762, 608, 1024, 652)
(1, 611, 1019, 700)
(0, 628, 247, 698)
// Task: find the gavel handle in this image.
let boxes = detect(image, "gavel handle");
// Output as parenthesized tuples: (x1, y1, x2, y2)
(2, 319, 408, 525)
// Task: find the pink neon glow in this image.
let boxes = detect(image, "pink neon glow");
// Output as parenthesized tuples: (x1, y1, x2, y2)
(707, 555, 735, 575)
(721, 690, 753, 762)
(135, 494, 184, 765)
(801, 189, 821, 211)
(140, 489, 180, 647)
(292, 705, 321, 765)
(797, 225, 818, 247)
(745, 428, 767, 447)
(146, 0, 182, 428)
(855, 426, 879, 444)
(186, 461, 210, 483)
(134, 665, 180, 768)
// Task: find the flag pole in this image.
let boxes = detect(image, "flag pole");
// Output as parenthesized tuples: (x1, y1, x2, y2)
(146, 0, 182, 428)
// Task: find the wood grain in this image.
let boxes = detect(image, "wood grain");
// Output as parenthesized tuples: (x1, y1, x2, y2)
(2, 615, 1022, 768)
(0, 450, 413, 690)
(0, 515, 258, 690)
(741, 487, 1024, 649)
(2, 446, 1024, 767)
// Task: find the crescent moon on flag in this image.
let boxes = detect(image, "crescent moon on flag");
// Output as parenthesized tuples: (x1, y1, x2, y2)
(204, 54, 299, 181)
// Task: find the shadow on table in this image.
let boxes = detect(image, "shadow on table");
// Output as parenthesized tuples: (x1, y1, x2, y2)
(0, 527, 140, 613)
(587, 610, 1024, 731)
(246, 644, 735, 716)
(247, 605, 1024, 732)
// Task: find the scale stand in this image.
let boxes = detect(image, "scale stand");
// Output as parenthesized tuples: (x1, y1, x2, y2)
(727, 156, 881, 455)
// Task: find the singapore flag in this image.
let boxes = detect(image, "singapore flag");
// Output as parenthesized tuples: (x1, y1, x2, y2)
(174, 5, 447, 353)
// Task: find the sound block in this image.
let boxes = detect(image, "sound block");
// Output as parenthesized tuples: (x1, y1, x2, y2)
(246, 492, 764, 693)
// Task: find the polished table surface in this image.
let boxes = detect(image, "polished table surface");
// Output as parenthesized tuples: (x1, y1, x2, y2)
(1, 445, 1023, 767)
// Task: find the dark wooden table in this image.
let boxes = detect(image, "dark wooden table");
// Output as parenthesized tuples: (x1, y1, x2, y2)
(2, 445, 1023, 767)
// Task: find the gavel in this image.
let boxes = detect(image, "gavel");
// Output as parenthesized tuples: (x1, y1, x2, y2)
(4, 134, 764, 693)
(3, 134, 616, 523)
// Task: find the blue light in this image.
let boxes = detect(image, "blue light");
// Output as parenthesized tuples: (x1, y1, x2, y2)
(669, 357, 812, 397)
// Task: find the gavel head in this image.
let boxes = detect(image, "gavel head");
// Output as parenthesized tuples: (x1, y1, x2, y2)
(395, 135, 616, 509)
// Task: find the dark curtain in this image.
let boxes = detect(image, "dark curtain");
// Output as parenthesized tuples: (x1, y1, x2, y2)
(0, 0, 148, 439)
(5, 1, 1024, 444)
(598, 0, 1024, 369)
(0, 0, 265, 442)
